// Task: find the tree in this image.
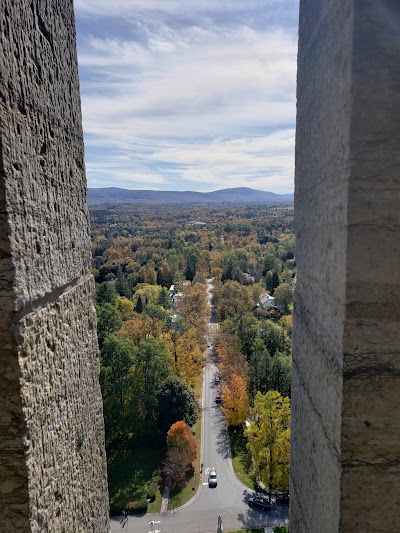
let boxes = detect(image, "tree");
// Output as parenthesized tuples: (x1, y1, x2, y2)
(265, 271, 280, 293)
(96, 281, 116, 305)
(213, 280, 252, 320)
(157, 287, 172, 309)
(174, 328, 204, 387)
(135, 294, 144, 313)
(164, 420, 197, 487)
(183, 244, 201, 280)
(96, 303, 123, 345)
(249, 338, 271, 399)
(260, 321, 288, 357)
(119, 317, 149, 345)
(229, 308, 260, 358)
(116, 296, 134, 320)
(279, 315, 293, 336)
(115, 266, 131, 298)
(156, 375, 198, 432)
(132, 283, 161, 311)
(143, 304, 172, 330)
(221, 374, 249, 426)
(245, 390, 290, 491)
(132, 337, 173, 423)
(273, 283, 293, 312)
(167, 420, 196, 461)
(270, 353, 292, 398)
(178, 282, 209, 340)
(163, 447, 194, 488)
(216, 332, 248, 384)
(100, 335, 137, 443)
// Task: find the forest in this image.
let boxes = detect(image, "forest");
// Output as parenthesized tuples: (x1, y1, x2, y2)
(90, 203, 294, 512)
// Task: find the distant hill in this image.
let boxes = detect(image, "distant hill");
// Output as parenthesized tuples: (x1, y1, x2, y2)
(87, 187, 294, 206)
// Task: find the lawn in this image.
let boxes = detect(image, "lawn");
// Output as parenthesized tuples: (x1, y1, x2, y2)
(228, 426, 254, 490)
(107, 436, 165, 514)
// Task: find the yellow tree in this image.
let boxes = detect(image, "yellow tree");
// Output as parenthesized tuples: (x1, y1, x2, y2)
(245, 390, 290, 491)
(221, 374, 249, 426)
(116, 296, 134, 320)
(132, 283, 161, 310)
(175, 328, 203, 387)
(178, 283, 209, 341)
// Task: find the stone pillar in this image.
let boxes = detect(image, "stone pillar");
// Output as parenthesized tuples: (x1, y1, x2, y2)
(291, 1, 400, 531)
(0, 1, 109, 531)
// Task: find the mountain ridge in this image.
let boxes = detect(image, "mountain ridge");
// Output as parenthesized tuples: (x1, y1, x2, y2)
(88, 187, 294, 206)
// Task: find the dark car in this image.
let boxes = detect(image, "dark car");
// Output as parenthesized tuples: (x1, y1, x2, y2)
(276, 492, 289, 504)
(215, 393, 222, 403)
(248, 496, 271, 511)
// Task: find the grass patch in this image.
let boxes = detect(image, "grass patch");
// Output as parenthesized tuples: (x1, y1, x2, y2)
(107, 436, 165, 514)
(168, 469, 199, 509)
(229, 426, 254, 490)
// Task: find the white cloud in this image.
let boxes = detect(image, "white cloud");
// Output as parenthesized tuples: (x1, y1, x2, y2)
(75, 2, 298, 192)
(75, 0, 286, 18)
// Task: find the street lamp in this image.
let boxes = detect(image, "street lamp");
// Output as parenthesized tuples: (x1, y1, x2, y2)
(217, 514, 223, 533)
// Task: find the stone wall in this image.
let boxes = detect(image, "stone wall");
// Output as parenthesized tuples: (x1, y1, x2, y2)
(0, 1, 109, 531)
(291, 1, 400, 531)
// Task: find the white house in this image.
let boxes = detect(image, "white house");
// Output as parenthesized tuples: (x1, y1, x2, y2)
(259, 292, 276, 309)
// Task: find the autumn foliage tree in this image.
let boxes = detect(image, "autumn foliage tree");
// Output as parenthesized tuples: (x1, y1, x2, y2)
(245, 390, 290, 491)
(221, 374, 249, 426)
(164, 421, 197, 487)
(164, 327, 204, 387)
(178, 282, 209, 341)
(212, 280, 252, 320)
(216, 332, 248, 384)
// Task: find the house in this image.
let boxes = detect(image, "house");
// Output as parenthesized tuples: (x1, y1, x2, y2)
(259, 292, 276, 309)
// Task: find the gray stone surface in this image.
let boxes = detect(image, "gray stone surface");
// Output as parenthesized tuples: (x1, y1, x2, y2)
(0, 1, 109, 531)
(292, 0, 400, 531)
(0, 0, 91, 311)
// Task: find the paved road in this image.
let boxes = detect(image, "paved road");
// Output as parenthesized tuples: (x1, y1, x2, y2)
(110, 360, 288, 533)
(110, 280, 289, 533)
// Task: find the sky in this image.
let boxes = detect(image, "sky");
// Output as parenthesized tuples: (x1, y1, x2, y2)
(74, 0, 299, 193)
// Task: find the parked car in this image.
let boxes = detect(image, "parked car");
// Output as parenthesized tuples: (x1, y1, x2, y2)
(215, 393, 222, 403)
(214, 375, 220, 384)
(208, 468, 217, 487)
(276, 492, 289, 504)
(248, 496, 271, 511)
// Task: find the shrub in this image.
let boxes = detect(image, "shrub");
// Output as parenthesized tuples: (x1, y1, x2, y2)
(126, 498, 148, 514)
(146, 481, 158, 502)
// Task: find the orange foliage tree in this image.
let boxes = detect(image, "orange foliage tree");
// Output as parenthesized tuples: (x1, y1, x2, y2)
(167, 420, 197, 460)
(164, 421, 197, 487)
